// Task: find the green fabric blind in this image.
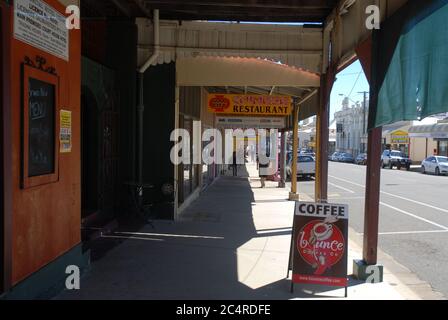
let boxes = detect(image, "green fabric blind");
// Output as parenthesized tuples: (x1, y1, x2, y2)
(374, 1, 448, 128)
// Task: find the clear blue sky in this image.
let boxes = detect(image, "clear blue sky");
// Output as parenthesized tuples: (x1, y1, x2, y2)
(330, 60, 370, 121)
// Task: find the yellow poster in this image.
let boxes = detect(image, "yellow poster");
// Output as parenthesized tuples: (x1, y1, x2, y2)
(60, 110, 72, 153)
(208, 94, 292, 116)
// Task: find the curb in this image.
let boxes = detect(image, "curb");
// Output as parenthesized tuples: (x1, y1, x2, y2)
(348, 227, 445, 300)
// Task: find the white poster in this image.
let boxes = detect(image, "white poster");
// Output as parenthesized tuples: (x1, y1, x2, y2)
(14, 0, 69, 61)
(216, 117, 286, 129)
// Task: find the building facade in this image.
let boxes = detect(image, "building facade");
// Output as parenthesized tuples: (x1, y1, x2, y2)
(382, 115, 448, 163)
(334, 97, 369, 156)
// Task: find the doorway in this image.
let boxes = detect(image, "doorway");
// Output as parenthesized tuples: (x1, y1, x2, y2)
(81, 87, 99, 220)
(80, 58, 119, 235)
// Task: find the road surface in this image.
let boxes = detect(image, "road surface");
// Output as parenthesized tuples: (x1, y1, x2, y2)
(294, 161, 448, 298)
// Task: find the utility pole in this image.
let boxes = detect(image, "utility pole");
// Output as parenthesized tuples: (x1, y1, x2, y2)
(358, 91, 369, 153)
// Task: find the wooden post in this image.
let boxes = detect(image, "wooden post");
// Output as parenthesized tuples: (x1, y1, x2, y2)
(315, 76, 330, 203)
(279, 130, 287, 188)
(363, 127, 382, 265)
(289, 104, 300, 200)
(357, 33, 382, 266)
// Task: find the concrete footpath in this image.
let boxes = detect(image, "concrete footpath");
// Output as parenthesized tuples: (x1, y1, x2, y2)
(56, 164, 442, 300)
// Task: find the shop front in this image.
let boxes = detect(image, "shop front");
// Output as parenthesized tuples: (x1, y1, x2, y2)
(389, 130, 410, 156)
(176, 87, 202, 212)
(1, 0, 88, 298)
(409, 122, 448, 158)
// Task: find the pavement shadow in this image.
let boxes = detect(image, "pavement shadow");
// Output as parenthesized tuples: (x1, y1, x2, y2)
(55, 164, 359, 300)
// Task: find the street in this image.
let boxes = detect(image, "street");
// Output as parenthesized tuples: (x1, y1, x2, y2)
(295, 162, 448, 297)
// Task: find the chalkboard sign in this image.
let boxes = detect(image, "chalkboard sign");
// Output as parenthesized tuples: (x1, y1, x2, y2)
(22, 63, 59, 188)
(28, 77, 55, 177)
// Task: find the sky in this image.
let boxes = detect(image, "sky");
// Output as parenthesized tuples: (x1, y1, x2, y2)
(329, 60, 370, 121)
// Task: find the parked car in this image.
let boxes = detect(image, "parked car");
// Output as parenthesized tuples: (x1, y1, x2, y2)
(338, 153, 355, 163)
(286, 155, 316, 179)
(330, 152, 342, 161)
(381, 150, 412, 170)
(300, 152, 316, 157)
(421, 156, 448, 176)
(355, 153, 368, 165)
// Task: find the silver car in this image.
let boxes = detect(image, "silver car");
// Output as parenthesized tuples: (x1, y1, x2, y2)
(421, 156, 448, 176)
(286, 155, 316, 179)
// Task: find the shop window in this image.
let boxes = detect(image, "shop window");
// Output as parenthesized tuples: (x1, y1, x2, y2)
(439, 141, 448, 157)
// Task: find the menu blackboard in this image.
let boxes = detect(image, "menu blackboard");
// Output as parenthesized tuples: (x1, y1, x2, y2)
(28, 77, 55, 177)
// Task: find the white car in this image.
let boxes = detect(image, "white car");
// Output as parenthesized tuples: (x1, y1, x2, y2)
(421, 156, 448, 176)
(286, 155, 316, 179)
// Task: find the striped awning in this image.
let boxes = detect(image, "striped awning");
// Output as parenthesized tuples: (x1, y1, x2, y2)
(408, 123, 448, 138)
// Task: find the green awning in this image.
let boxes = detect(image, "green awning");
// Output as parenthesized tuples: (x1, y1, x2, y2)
(370, 0, 448, 129)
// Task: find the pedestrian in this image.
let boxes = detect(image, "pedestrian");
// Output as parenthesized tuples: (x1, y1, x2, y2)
(259, 159, 269, 188)
(232, 151, 238, 177)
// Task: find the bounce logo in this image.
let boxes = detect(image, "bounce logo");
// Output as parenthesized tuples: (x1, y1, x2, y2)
(297, 220, 345, 276)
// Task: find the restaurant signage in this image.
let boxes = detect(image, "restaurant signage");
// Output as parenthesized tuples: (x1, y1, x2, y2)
(208, 94, 292, 116)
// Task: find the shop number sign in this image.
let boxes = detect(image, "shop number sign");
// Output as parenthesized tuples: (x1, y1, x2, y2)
(291, 202, 349, 288)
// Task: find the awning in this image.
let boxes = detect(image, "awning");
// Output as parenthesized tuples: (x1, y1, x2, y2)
(382, 122, 410, 136)
(176, 57, 320, 87)
(408, 123, 448, 138)
(370, 1, 448, 129)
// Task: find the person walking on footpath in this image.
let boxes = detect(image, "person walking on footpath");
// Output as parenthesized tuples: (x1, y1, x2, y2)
(232, 151, 238, 177)
(259, 160, 269, 188)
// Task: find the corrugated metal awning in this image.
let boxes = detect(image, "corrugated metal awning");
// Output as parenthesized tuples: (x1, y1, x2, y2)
(137, 20, 323, 73)
(177, 56, 320, 87)
(409, 123, 448, 138)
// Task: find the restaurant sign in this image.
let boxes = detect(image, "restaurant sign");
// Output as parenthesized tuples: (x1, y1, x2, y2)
(208, 94, 292, 116)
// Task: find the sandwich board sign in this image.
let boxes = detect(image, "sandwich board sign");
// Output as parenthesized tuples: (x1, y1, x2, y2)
(288, 202, 349, 297)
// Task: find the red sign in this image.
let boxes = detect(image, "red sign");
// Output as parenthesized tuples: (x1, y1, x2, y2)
(209, 95, 231, 113)
(208, 94, 292, 116)
(292, 202, 349, 287)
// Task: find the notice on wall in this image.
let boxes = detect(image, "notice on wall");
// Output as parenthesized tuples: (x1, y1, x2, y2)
(291, 202, 349, 288)
(60, 110, 72, 153)
(208, 94, 292, 116)
(14, 0, 69, 61)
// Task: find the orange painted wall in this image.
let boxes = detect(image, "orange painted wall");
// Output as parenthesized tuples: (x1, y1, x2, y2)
(5, 0, 81, 285)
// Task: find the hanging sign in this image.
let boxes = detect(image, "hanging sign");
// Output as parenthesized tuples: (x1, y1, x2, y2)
(290, 202, 349, 290)
(216, 116, 286, 129)
(208, 94, 292, 116)
(14, 0, 69, 61)
(60, 110, 72, 153)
